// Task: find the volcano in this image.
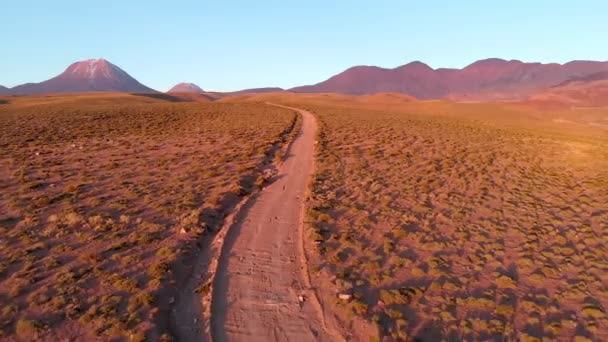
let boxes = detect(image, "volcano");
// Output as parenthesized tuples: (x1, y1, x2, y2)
(9, 58, 157, 94)
(167, 82, 204, 93)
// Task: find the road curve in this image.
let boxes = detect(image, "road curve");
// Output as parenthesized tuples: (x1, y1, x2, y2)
(210, 105, 340, 341)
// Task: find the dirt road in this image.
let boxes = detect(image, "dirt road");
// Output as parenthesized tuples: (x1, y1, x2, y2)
(210, 105, 342, 341)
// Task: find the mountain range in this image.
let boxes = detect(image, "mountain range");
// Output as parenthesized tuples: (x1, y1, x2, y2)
(3, 58, 608, 101)
(290, 58, 608, 100)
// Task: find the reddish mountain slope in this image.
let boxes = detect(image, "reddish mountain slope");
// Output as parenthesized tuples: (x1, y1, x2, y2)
(9, 59, 156, 94)
(528, 77, 608, 108)
(291, 59, 608, 100)
(552, 71, 608, 87)
(167, 82, 204, 93)
(291, 62, 446, 99)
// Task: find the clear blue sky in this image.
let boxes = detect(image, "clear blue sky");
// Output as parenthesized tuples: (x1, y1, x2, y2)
(2, 1, 607, 91)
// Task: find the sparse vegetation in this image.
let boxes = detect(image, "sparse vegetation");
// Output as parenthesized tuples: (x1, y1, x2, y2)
(292, 98, 608, 341)
(0, 94, 297, 340)
(2, 92, 608, 340)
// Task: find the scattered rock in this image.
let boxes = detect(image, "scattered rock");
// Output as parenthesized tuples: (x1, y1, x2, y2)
(168, 297, 175, 304)
(263, 168, 277, 179)
(338, 293, 352, 301)
(298, 295, 306, 303)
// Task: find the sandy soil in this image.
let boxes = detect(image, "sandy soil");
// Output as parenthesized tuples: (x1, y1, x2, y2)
(0, 96, 297, 340)
(293, 101, 608, 341)
(209, 106, 343, 341)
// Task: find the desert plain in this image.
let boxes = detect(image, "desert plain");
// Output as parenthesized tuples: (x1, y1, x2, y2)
(0, 89, 607, 341)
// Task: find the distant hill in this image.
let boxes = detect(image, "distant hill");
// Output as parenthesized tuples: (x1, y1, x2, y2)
(198, 87, 285, 100)
(290, 59, 608, 100)
(8, 59, 157, 94)
(528, 76, 608, 108)
(0, 85, 9, 94)
(552, 71, 608, 88)
(167, 82, 204, 93)
(355, 92, 416, 104)
(148, 92, 214, 102)
(229, 87, 284, 95)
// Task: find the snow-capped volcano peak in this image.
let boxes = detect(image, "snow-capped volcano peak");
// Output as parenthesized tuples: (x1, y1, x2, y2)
(67, 58, 129, 80)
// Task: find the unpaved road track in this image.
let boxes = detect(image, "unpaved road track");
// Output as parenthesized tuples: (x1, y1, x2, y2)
(210, 106, 342, 341)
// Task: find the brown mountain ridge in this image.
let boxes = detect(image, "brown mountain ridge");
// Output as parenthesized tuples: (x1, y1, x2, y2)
(290, 58, 608, 100)
(5, 58, 608, 100)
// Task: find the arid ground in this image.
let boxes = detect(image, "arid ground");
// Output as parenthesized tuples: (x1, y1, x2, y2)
(1, 92, 607, 341)
(0, 93, 298, 340)
(262, 94, 608, 341)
